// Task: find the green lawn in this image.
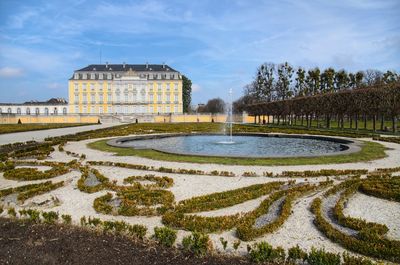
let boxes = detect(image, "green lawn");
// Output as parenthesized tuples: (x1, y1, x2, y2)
(87, 138, 386, 166)
(0, 123, 98, 134)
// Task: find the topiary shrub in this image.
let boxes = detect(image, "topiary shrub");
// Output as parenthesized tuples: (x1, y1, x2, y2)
(153, 226, 177, 247)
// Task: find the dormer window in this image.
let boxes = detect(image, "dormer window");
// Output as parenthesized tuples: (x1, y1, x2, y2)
(74, 73, 79, 79)
(107, 73, 112, 79)
(82, 73, 87, 79)
(90, 73, 95, 79)
(99, 73, 103, 79)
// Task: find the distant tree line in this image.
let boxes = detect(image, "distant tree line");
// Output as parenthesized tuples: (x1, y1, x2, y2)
(234, 62, 400, 132)
(197, 98, 225, 114)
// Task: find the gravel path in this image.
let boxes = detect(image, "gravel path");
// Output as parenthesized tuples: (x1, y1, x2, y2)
(321, 191, 357, 236)
(344, 192, 400, 240)
(253, 196, 285, 228)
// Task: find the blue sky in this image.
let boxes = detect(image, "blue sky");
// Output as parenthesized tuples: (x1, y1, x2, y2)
(0, 0, 399, 104)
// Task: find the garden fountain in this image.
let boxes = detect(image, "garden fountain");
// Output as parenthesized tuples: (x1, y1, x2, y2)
(218, 88, 234, 144)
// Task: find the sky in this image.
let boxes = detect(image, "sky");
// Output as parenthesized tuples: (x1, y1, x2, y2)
(0, 0, 399, 105)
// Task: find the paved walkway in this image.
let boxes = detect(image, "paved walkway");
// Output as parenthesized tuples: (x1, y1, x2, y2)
(0, 123, 120, 145)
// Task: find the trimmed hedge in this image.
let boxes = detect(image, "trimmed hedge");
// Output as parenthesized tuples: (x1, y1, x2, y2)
(0, 181, 64, 202)
(273, 169, 368, 178)
(123, 175, 174, 189)
(77, 167, 110, 193)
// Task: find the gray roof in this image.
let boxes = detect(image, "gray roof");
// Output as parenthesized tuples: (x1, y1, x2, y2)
(0, 98, 68, 106)
(76, 64, 179, 72)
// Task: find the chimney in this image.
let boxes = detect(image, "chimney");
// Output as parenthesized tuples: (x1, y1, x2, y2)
(105, 61, 108, 68)
(146, 62, 149, 69)
(123, 62, 126, 69)
(162, 62, 165, 69)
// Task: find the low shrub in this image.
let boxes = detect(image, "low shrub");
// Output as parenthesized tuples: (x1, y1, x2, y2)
(275, 169, 368, 178)
(3, 162, 70, 181)
(342, 252, 374, 265)
(123, 175, 174, 189)
(307, 247, 340, 265)
(248, 241, 285, 263)
(42, 211, 59, 224)
(242, 171, 258, 177)
(153, 227, 177, 247)
(219, 237, 228, 250)
(182, 232, 212, 257)
(127, 224, 147, 239)
(233, 240, 241, 251)
(8, 207, 16, 217)
(61, 214, 72, 224)
(288, 245, 307, 262)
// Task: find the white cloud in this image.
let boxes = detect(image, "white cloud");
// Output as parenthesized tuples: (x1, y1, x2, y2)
(0, 67, 23, 77)
(192, 83, 201, 92)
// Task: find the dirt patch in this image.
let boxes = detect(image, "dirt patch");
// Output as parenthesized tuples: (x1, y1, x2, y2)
(0, 218, 254, 265)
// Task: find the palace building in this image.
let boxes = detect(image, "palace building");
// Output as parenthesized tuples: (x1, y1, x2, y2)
(68, 63, 183, 115)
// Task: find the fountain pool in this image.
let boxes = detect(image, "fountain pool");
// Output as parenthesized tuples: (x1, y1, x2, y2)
(108, 134, 360, 158)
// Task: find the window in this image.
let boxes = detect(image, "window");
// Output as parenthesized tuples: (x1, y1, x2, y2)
(75, 93, 79, 103)
(99, 73, 103, 80)
(124, 106, 128, 114)
(157, 106, 162, 113)
(108, 93, 112, 102)
(174, 94, 179, 102)
(45, 108, 49, 115)
(158, 83, 162, 91)
(166, 106, 170, 113)
(99, 94, 103, 103)
(174, 105, 178, 113)
(90, 73, 95, 79)
(174, 83, 178, 91)
(91, 94, 95, 103)
(107, 106, 112, 113)
(83, 106, 87, 113)
(75, 106, 79, 113)
(116, 93, 120, 102)
(149, 94, 154, 102)
(107, 83, 111, 91)
(166, 93, 170, 103)
(63, 107, 67, 114)
(83, 83, 87, 91)
(157, 94, 162, 102)
(91, 106, 95, 113)
(7, 108, 12, 114)
(99, 107, 103, 114)
(124, 93, 128, 102)
(166, 83, 170, 91)
(17, 108, 21, 114)
(26, 108, 30, 115)
(83, 94, 87, 103)
(83, 73, 87, 79)
(35, 108, 40, 115)
(54, 107, 58, 115)
(74, 83, 79, 91)
(74, 73, 79, 79)
(0, 108, 2, 113)
(90, 83, 94, 91)
(107, 73, 112, 80)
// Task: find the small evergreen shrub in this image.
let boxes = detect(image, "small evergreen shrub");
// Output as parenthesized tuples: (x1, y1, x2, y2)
(7, 207, 16, 217)
(153, 227, 177, 247)
(42, 211, 59, 224)
(61, 214, 72, 224)
(219, 237, 228, 250)
(182, 232, 212, 257)
(288, 245, 307, 261)
(248, 242, 285, 263)
(127, 224, 147, 239)
(307, 247, 340, 265)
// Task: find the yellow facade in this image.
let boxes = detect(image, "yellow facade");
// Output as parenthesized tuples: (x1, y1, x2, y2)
(68, 64, 183, 115)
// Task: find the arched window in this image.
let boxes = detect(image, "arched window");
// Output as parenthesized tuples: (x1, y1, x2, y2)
(26, 108, 31, 115)
(7, 108, 12, 114)
(35, 108, 40, 115)
(63, 107, 67, 114)
(17, 108, 21, 114)
(0, 108, 2, 113)
(45, 108, 49, 115)
(54, 107, 58, 115)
